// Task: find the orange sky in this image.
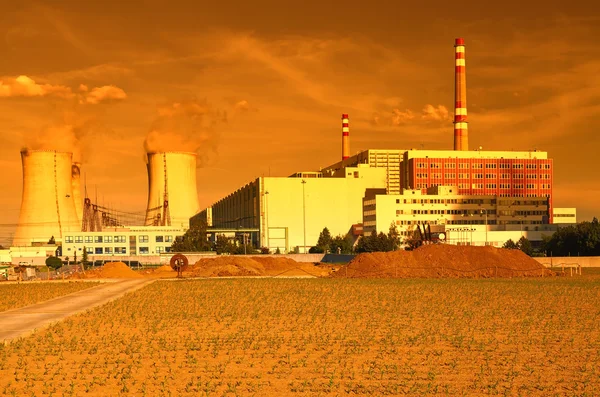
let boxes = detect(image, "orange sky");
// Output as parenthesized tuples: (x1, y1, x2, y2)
(1, 1, 599, 245)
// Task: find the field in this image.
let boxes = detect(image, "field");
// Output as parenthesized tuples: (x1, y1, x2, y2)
(0, 282, 99, 312)
(0, 277, 599, 396)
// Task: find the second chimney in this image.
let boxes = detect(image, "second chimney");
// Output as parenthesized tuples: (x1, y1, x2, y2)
(342, 114, 350, 160)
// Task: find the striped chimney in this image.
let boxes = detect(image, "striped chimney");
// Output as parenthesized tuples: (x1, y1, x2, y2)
(342, 113, 350, 160)
(454, 37, 468, 151)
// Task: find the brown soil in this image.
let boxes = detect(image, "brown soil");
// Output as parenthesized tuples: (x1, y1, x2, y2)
(72, 262, 143, 279)
(332, 245, 553, 278)
(188, 256, 329, 277)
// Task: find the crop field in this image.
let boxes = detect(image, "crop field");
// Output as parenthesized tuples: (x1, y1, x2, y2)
(0, 277, 599, 396)
(0, 282, 99, 312)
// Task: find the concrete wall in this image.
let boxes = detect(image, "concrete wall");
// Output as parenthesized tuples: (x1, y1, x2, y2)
(264, 167, 387, 253)
(534, 256, 600, 268)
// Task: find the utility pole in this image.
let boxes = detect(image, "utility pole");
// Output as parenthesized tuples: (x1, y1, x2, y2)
(301, 179, 307, 254)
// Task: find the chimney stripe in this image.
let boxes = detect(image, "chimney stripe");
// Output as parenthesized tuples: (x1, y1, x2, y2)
(454, 37, 468, 151)
(342, 113, 350, 160)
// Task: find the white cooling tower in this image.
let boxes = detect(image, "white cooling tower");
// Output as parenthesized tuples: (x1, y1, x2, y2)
(71, 162, 83, 227)
(145, 152, 200, 228)
(13, 150, 80, 246)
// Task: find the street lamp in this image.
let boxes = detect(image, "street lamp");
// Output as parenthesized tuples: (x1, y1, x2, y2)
(481, 209, 488, 246)
(265, 191, 270, 251)
(301, 180, 307, 254)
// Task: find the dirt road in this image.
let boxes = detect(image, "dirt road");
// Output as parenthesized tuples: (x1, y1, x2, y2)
(0, 278, 154, 342)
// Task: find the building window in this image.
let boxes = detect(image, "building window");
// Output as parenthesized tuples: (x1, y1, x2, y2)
(115, 247, 127, 254)
(165, 236, 173, 243)
(139, 247, 149, 254)
(156, 246, 165, 253)
(75, 236, 83, 243)
(94, 236, 103, 243)
(85, 236, 93, 243)
(95, 247, 103, 254)
(104, 236, 113, 243)
(115, 235, 126, 243)
(86, 247, 93, 254)
(156, 236, 164, 243)
(105, 247, 113, 254)
(139, 235, 149, 243)
(65, 236, 73, 243)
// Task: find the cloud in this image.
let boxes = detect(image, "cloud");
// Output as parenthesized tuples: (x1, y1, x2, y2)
(0, 75, 73, 98)
(421, 104, 450, 121)
(83, 85, 127, 104)
(145, 98, 228, 167)
(372, 105, 451, 126)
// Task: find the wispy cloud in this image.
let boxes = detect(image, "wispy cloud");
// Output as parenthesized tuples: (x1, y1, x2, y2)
(83, 85, 127, 104)
(0, 75, 73, 98)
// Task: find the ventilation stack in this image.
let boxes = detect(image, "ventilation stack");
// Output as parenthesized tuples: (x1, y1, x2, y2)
(145, 152, 200, 228)
(342, 113, 350, 160)
(454, 37, 468, 151)
(71, 162, 83, 228)
(13, 150, 80, 246)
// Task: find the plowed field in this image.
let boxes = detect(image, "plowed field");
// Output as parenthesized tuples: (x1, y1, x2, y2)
(0, 277, 598, 395)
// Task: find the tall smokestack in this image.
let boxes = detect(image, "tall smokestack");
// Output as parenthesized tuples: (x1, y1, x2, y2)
(454, 37, 468, 151)
(341, 114, 350, 160)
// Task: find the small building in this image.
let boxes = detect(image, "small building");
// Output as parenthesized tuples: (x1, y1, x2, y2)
(552, 208, 577, 224)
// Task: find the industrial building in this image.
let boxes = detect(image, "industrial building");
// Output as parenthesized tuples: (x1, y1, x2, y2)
(192, 165, 387, 253)
(193, 37, 573, 253)
(363, 185, 554, 247)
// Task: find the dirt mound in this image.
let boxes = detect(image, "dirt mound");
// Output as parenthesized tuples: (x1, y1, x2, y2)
(154, 265, 175, 272)
(187, 256, 330, 277)
(189, 257, 266, 277)
(333, 245, 552, 278)
(74, 262, 143, 279)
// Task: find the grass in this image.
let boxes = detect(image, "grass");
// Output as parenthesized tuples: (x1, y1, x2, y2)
(0, 277, 598, 395)
(0, 281, 99, 312)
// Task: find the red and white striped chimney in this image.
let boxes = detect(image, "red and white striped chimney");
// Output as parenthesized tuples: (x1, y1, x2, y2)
(342, 113, 350, 160)
(454, 38, 468, 151)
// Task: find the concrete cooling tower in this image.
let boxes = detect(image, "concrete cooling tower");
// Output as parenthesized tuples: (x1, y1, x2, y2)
(13, 150, 80, 246)
(145, 152, 200, 228)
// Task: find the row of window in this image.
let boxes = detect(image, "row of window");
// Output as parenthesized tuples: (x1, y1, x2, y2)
(415, 173, 552, 180)
(65, 235, 174, 244)
(85, 246, 173, 254)
(416, 162, 552, 170)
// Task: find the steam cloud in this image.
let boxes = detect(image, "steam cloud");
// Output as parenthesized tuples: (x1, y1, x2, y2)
(144, 98, 228, 167)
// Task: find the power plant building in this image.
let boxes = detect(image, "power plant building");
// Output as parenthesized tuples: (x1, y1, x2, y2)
(192, 165, 388, 253)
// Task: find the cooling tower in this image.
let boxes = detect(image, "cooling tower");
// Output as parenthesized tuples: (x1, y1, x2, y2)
(13, 150, 80, 246)
(71, 162, 83, 227)
(145, 152, 200, 228)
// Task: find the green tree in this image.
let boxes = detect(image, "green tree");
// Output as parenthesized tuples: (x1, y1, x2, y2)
(330, 234, 354, 254)
(45, 256, 63, 270)
(214, 234, 234, 254)
(503, 239, 518, 249)
(403, 229, 422, 251)
(517, 236, 533, 256)
(543, 218, 600, 256)
(316, 227, 333, 253)
(82, 248, 89, 266)
(171, 221, 212, 252)
(385, 222, 401, 251)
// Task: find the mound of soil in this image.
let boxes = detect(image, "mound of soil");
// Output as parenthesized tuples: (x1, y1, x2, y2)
(187, 256, 330, 277)
(74, 262, 143, 279)
(332, 245, 552, 278)
(189, 257, 266, 277)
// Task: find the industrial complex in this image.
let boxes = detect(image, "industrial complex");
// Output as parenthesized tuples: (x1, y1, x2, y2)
(1, 37, 577, 266)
